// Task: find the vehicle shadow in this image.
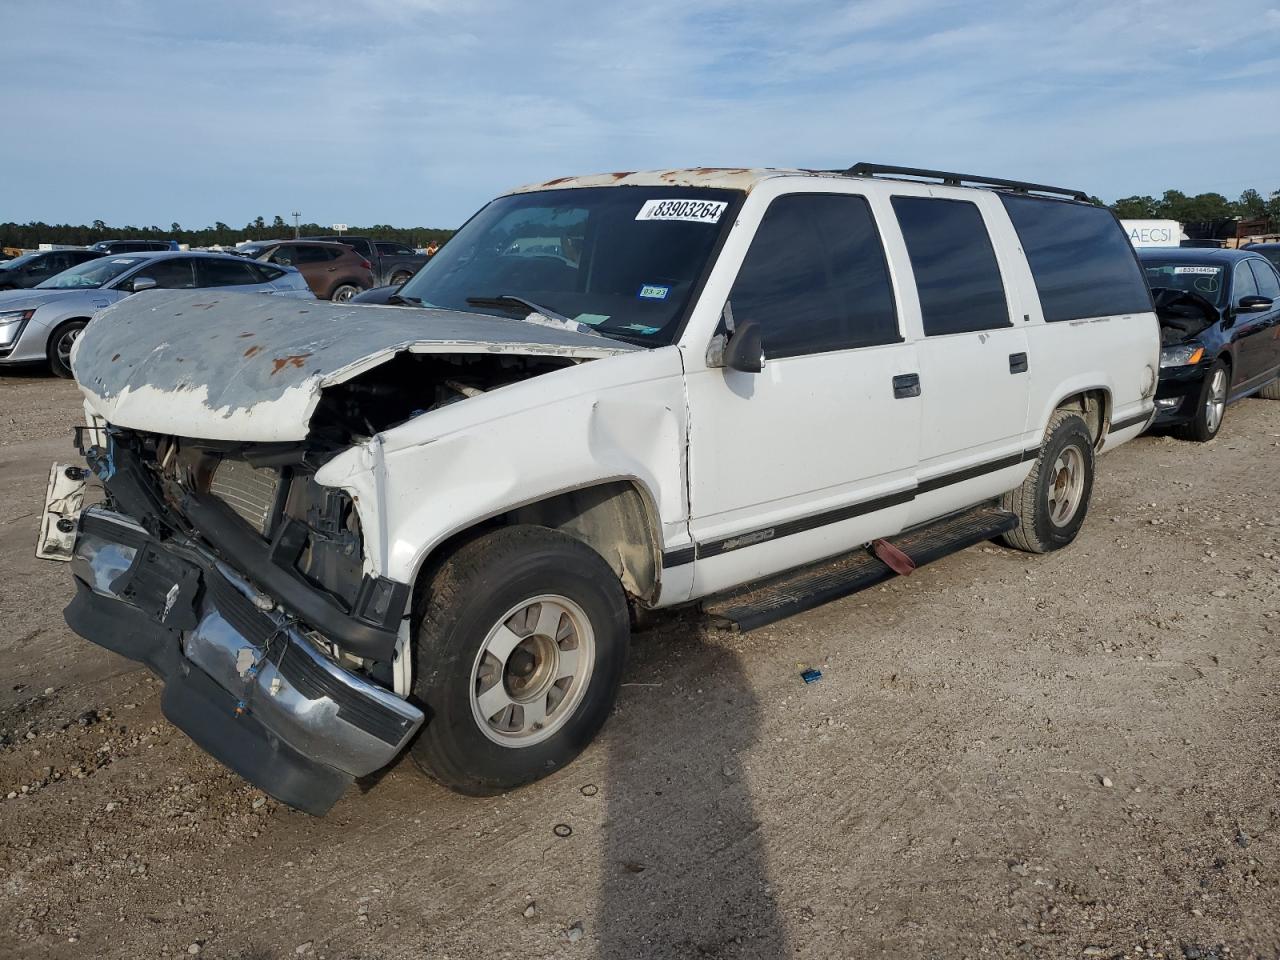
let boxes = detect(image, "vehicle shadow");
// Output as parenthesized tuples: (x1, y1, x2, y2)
(595, 613, 787, 959)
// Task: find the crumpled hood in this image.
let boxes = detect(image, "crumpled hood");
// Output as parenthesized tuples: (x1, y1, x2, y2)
(73, 289, 640, 442)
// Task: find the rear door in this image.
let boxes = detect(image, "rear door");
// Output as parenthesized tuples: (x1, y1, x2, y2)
(684, 189, 920, 597)
(889, 193, 1031, 527)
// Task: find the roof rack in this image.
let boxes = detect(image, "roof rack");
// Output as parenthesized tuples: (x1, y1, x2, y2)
(839, 163, 1090, 202)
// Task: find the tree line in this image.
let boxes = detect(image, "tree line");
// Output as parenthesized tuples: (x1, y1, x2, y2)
(3, 187, 1279, 252)
(0, 216, 455, 251)
(1109, 188, 1279, 226)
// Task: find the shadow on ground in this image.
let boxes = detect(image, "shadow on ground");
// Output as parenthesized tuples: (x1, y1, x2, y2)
(596, 616, 787, 958)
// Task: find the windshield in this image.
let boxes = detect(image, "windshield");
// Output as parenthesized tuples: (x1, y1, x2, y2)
(36, 256, 144, 289)
(398, 186, 741, 345)
(1141, 260, 1227, 305)
(0, 253, 40, 271)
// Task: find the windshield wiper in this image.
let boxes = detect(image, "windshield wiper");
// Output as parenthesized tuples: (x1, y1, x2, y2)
(466, 294, 576, 326)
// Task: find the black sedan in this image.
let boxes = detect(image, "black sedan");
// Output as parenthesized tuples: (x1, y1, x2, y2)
(1138, 247, 1280, 441)
(0, 249, 103, 290)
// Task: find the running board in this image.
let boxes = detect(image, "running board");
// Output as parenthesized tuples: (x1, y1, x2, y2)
(702, 506, 1018, 632)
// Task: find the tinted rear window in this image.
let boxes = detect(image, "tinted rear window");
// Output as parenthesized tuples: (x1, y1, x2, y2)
(891, 196, 1010, 336)
(1000, 195, 1152, 322)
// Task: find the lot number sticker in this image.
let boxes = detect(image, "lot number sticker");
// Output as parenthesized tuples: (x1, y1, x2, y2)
(635, 199, 727, 223)
(1173, 266, 1220, 275)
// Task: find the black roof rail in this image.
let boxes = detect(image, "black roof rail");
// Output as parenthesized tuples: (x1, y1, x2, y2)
(839, 163, 1090, 202)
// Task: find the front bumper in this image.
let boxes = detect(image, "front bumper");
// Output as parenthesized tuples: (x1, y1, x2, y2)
(1152, 363, 1207, 425)
(64, 507, 424, 815)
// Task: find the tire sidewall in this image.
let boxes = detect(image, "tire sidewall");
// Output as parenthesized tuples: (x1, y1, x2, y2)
(1028, 415, 1095, 550)
(47, 320, 86, 378)
(330, 283, 360, 302)
(414, 532, 629, 792)
(1191, 361, 1227, 440)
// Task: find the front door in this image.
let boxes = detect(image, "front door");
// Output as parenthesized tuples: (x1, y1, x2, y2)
(684, 191, 921, 598)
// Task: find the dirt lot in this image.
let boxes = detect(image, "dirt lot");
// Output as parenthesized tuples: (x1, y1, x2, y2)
(1, 372, 1277, 960)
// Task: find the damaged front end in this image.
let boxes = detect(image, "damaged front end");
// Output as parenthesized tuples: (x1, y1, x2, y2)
(51, 290, 638, 814)
(62, 428, 421, 815)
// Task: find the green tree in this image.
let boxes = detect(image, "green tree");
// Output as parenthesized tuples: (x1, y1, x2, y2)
(1111, 196, 1157, 218)
(1236, 189, 1267, 219)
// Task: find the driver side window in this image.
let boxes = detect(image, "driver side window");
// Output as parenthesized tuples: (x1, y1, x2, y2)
(1235, 262, 1260, 304)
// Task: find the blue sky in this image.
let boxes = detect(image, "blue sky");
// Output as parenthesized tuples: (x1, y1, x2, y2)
(4, 0, 1279, 229)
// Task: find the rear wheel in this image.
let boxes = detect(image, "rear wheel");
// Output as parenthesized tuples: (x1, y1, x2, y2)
(1258, 377, 1280, 401)
(47, 319, 87, 378)
(1176, 361, 1228, 442)
(389, 271, 412, 287)
(330, 283, 361, 303)
(409, 526, 630, 795)
(1000, 410, 1095, 554)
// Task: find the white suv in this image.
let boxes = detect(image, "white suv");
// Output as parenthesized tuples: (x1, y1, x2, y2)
(45, 164, 1159, 813)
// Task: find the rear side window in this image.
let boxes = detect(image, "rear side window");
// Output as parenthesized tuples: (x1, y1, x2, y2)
(294, 245, 338, 265)
(891, 196, 1010, 336)
(141, 258, 197, 289)
(728, 193, 900, 357)
(198, 258, 265, 287)
(1000, 195, 1152, 322)
(1248, 259, 1280, 300)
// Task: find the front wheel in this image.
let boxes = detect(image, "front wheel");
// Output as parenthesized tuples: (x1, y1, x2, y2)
(330, 283, 362, 303)
(389, 271, 412, 287)
(47, 320, 87, 378)
(1177, 360, 1228, 442)
(409, 526, 630, 795)
(1000, 409, 1095, 553)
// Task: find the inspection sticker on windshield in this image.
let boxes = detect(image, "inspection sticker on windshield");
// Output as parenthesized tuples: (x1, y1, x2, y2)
(638, 283, 670, 300)
(1173, 266, 1220, 275)
(635, 199, 727, 224)
(111, 258, 139, 264)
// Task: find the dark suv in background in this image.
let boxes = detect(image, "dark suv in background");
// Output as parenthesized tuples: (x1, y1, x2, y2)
(0, 249, 103, 290)
(238, 240, 376, 302)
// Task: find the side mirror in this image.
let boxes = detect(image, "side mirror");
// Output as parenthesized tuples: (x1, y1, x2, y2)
(723, 320, 765, 374)
(1237, 295, 1274, 313)
(127, 276, 157, 293)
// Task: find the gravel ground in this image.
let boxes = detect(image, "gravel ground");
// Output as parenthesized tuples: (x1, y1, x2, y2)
(1, 375, 1277, 960)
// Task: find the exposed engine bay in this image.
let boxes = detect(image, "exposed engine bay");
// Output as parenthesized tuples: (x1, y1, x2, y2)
(1151, 287, 1218, 346)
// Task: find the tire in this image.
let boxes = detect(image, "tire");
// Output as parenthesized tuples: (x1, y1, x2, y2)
(1258, 377, 1280, 401)
(47, 319, 87, 379)
(1175, 360, 1228, 442)
(389, 271, 412, 287)
(330, 283, 361, 303)
(409, 525, 630, 795)
(999, 409, 1095, 554)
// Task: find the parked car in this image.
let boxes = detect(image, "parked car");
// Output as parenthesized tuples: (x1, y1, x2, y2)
(298, 235, 427, 287)
(1138, 247, 1280, 440)
(89, 239, 179, 254)
(45, 164, 1158, 815)
(0, 249, 104, 290)
(1244, 242, 1280, 273)
(0, 251, 313, 377)
(238, 240, 376, 302)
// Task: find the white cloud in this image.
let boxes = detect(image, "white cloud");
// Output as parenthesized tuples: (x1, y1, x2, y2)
(2, 0, 1278, 227)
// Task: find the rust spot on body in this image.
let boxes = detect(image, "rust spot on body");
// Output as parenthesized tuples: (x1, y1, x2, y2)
(244, 345, 263, 358)
(270, 353, 312, 374)
(541, 176, 574, 187)
(111, 354, 120, 362)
